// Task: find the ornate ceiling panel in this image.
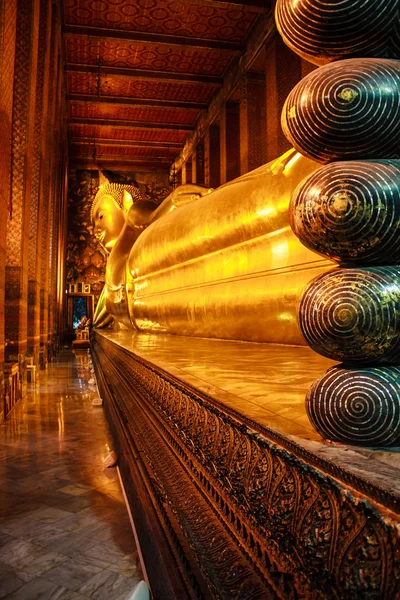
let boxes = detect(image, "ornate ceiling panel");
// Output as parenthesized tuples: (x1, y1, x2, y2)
(69, 101, 200, 124)
(68, 123, 188, 143)
(65, 36, 235, 77)
(70, 143, 179, 158)
(67, 72, 217, 103)
(63, 0, 268, 172)
(64, 0, 260, 42)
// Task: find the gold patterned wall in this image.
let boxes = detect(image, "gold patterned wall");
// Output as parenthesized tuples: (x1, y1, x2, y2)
(66, 168, 171, 304)
(67, 169, 105, 300)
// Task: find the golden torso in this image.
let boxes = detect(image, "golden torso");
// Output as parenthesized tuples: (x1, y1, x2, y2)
(95, 149, 334, 344)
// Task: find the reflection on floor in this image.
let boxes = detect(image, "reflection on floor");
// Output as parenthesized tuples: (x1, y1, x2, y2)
(0, 350, 142, 600)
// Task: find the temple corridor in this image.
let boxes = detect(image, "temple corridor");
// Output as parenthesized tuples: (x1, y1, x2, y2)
(1, 0, 400, 596)
(0, 351, 142, 600)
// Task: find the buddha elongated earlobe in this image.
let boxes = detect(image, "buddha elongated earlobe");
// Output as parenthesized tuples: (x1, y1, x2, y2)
(121, 190, 134, 214)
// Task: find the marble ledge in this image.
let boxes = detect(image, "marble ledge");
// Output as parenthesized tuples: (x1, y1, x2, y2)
(95, 329, 400, 505)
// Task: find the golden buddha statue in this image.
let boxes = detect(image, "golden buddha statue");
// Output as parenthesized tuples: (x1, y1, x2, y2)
(92, 182, 213, 328)
(93, 150, 334, 344)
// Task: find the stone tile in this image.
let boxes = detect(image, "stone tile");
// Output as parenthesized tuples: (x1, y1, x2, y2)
(0, 519, 67, 547)
(41, 555, 104, 591)
(27, 507, 73, 524)
(3, 577, 88, 600)
(54, 512, 108, 534)
(0, 539, 41, 567)
(0, 560, 24, 599)
(94, 482, 124, 501)
(81, 541, 132, 566)
(93, 526, 136, 554)
(11, 548, 68, 582)
(0, 352, 140, 600)
(38, 466, 79, 480)
(42, 529, 100, 557)
(0, 532, 15, 549)
(79, 570, 136, 600)
(31, 491, 101, 513)
(107, 553, 142, 579)
(58, 483, 94, 496)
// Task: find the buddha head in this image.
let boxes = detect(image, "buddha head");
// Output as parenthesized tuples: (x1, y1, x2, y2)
(91, 183, 142, 251)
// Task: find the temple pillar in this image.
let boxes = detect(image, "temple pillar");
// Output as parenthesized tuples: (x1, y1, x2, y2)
(0, 0, 17, 421)
(204, 124, 220, 188)
(265, 33, 302, 161)
(181, 161, 192, 185)
(49, 105, 67, 358)
(220, 101, 240, 184)
(240, 73, 267, 174)
(27, 0, 52, 374)
(5, 0, 40, 397)
(40, 11, 59, 369)
(56, 158, 68, 345)
(192, 142, 205, 185)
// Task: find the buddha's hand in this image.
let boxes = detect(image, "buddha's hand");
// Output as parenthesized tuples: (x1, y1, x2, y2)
(93, 286, 114, 328)
(105, 283, 123, 304)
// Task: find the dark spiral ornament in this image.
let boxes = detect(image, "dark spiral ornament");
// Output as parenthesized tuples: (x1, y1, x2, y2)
(306, 365, 400, 446)
(275, 0, 400, 66)
(290, 160, 400, 264)
(281, 58, 400, 164)
(298, 267, 400, 364)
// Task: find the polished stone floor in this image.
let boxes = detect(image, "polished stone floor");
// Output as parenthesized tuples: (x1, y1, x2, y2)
(0, 351, 142, 600)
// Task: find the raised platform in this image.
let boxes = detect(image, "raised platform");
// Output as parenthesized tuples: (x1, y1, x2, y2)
(91, 329, 400, 600)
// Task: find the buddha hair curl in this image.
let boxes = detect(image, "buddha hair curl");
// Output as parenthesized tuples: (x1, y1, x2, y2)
(91, 183, 143, 222)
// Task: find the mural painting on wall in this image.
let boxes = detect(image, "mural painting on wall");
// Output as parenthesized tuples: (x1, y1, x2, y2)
(101, 169, 171, 204)
(67, 170, 105, 303)
(67, 169, 171, 306)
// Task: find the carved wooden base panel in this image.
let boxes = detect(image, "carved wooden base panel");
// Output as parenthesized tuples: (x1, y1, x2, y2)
(91, 332, 400, 600)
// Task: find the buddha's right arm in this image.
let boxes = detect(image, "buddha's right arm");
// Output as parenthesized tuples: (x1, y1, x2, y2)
(149, 184, 212, 223)
(93, 287, 114, 328)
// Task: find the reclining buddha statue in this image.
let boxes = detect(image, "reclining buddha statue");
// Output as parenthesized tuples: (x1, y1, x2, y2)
(92, 149, 334, 344)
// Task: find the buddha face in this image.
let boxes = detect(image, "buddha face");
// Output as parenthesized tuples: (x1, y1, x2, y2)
(92, 195, 126, 251)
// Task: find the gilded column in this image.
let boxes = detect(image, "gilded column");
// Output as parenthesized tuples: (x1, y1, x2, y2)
(192, 141, 205, 185)
(219, 102, 241, 184)
(0, 0, 17, 421)
(204, 125, 220, 188)
(265, 33, 303, 161)
(40, 11, 59, 368)
(239, 73, 267, 174)
(191, 149, 197, 184)
(5, 0, 40, 396)
(48, 51, 64, 359)
(181, 161, 192, 185)
(28, 0, 52, 373)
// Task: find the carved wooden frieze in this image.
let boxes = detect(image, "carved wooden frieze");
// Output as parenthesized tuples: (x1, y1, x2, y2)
(92, 332, 400, 600)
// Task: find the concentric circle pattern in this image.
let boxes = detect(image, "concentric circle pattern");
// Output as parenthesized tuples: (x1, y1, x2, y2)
(306, 365, 400, 446)
(298, 267, 400, 364)
(290, 160, 400, 264)
(275, 0, 400, 65)
(282, 59, 400, 163)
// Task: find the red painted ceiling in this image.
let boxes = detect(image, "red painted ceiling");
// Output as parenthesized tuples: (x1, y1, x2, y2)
(64, 0, 260, 41)
(63, 0, 267, 172)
